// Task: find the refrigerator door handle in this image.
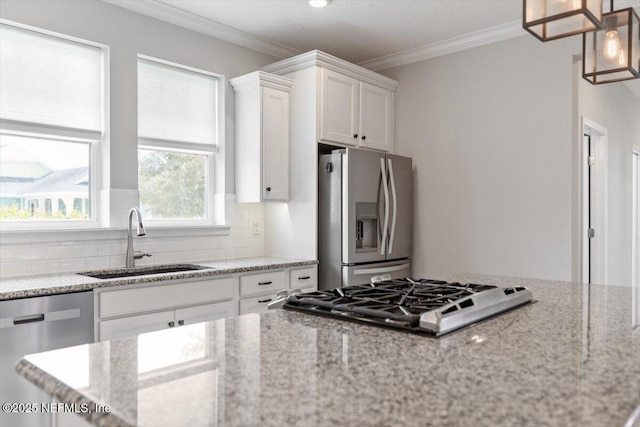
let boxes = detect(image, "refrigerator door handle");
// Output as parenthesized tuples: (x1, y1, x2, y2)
(354, 262, 411, 275)
(387, 158, 397, 254)
(380, 157, 389, 255)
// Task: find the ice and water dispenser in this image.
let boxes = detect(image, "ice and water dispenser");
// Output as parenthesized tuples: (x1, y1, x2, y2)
(355, 202, 378, 252)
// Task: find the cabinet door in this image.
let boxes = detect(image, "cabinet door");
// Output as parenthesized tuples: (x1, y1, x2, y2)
(262, 86, 289, 201)
(359, 82, 394, 152)
(99, 310, 175, 341)
(319, 68, 359, 146)
(175, 301, 236, 326)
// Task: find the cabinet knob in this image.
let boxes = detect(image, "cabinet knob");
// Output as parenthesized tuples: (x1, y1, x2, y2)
(353, 134, 358, 138)
(266, 187, 271, 192)
(168, 321, 175, 328)
(362, 135, 366, 141)
(178, 320, 184, 326)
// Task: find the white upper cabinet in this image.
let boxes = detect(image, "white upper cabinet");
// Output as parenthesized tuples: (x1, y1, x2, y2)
(318, 67, 395, 152)
(262, 86, 290, 201)
(231, 71, 293, 202)
(359, 81, 394, 152)
(320, 68, 359, 146)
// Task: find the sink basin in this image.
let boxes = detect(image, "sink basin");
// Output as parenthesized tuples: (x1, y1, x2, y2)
(79, 264, 213, 280)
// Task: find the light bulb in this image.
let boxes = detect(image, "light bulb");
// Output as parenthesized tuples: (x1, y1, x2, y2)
(604, 30, 622, 60)
(309, 0, 331, 7)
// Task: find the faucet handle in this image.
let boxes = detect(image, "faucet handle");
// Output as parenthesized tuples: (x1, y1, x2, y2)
(133, 251, 152, 260)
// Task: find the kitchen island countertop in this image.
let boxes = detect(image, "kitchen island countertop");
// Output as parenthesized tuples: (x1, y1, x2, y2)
(0, 256, 318, 300)
(15, 274, 640, 427)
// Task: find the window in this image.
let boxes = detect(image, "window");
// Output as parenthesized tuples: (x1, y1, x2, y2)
(137, 56, 219, 224)
(0, 22, 104, 227)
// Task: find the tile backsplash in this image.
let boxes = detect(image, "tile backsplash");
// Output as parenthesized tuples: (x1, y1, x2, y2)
(0, 198, 264, 278)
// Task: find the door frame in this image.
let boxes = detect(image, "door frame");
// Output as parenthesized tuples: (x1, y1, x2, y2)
(633, 145, 639, 329)
(581, 117, 608, 285)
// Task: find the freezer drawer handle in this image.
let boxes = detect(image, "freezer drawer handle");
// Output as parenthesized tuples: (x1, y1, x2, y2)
(258, 298, 273, 303)
(258, 281, 273, 285)
(13, 314, 45, 325)
(353, 263, 411, 275)
(298, 276, 311, 280)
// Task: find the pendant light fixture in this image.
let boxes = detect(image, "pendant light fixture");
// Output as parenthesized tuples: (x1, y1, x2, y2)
(583, 1, 640, 84)
(523, 0, 603, 41)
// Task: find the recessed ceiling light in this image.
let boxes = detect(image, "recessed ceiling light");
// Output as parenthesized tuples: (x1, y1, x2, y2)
(309, 0, 331, 8)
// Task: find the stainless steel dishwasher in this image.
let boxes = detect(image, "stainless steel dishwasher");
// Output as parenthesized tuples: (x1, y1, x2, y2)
(0, 291, 94, 427)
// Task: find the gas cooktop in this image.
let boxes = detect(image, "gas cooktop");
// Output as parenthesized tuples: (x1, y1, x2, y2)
(274, 278, 533, 336)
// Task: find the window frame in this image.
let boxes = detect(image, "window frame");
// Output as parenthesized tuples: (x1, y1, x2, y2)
(0, 19, 108, 231)
(136, 54, 224, 227)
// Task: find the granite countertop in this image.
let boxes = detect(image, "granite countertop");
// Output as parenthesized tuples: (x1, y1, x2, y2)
(16, 274, 640, 427)
(0, 257, 318, 300)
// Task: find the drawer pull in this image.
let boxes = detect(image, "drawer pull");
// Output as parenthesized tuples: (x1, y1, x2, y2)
(258, 298, 272, 303)
(178, 320, 184, 326)
(168, 321, 175, 328)
(14, 314, 45, 325)
(298, 276, 311, 280)
(258, 281, 273, 286)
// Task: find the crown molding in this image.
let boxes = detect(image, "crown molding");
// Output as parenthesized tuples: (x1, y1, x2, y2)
(101, 0, 300, 59)
(358, 20, 526, 71)
(230, 71, 294, 92)
(262, 50, 399, 91)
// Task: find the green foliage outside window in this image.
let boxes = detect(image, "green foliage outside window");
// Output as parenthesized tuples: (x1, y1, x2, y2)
(138, 150, 207, 219)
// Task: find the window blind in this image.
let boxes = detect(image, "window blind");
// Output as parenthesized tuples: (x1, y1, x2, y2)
(0, 24, 103, 132)
(138, 58, 218, 146)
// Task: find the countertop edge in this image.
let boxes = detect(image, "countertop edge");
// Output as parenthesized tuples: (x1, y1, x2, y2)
(0, 258, 319, 300)
(15, 358, 133, 427)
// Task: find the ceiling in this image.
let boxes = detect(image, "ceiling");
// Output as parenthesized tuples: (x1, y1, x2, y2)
(106, 0, 639, 93)
(157, 0, 523, 64)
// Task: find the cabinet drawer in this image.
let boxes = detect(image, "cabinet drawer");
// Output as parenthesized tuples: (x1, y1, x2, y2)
(239, 271, 286, 297)
(239, 295, 276, 315)
(289, 267, 316, 290)
(100, 278, 234, 319)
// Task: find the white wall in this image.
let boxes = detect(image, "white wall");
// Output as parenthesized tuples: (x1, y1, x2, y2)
(382, 35, 583, 282)
(578, 70, 640, 286)
(0, 0, 277, 277)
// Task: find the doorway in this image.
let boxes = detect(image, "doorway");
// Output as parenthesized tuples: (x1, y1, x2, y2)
(582, 118, 608, 285)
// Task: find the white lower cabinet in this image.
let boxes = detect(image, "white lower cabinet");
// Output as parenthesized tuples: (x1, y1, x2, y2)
(95, 276, 236, 341)
(94, 266, 318, 340)
(239, 265, 318, 315)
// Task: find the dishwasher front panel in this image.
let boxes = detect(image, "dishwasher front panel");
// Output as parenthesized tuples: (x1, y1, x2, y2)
(0, 291, 94, 427)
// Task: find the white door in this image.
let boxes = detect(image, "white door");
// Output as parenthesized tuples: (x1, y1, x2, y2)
(359, 82, 394, 152)
(319, 68, 359, 146)
(175, 301, 235, 326)
(262, 86, 289, 201)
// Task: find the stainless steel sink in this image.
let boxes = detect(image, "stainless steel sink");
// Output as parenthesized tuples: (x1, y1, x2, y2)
(79, 264, 213, 280)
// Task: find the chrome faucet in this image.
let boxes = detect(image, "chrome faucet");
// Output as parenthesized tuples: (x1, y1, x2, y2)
(126, 207, 151, 268)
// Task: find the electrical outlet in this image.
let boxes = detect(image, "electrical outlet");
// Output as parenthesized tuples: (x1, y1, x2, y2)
(253, 221, 261, 236)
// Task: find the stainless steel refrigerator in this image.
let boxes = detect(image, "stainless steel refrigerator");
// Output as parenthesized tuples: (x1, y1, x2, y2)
(318, 147, 412, 290)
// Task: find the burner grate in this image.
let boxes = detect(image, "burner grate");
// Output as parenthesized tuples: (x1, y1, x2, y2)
(286, 279, 500, 324)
